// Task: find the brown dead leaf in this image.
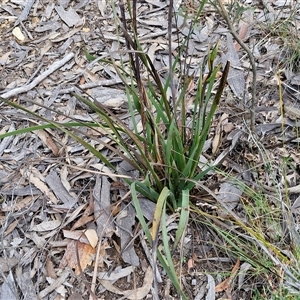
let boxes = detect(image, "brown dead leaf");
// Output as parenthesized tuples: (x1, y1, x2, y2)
(63, 204, 86, 227)
(79, 76, 85, 85)
(112, 239, 121, 255)
(46, 257, 57, 279)
(1, 195, 39, 212)
(234, 24, 248, 51)
(4, 219, 19, 237)
(212, 113, 228, 154)
(215, 258, 240, 297)
(71, 203, 94, 230)
(187, 257, 194, 272)
(59, 240, 96, 275)
(35, 129, 59, 156)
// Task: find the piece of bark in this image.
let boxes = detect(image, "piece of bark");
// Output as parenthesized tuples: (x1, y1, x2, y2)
(46, 170, 76, 209)
(93, 175, 115, 238)
(222, 33, 248, 101)
(117, 204, 139, 266)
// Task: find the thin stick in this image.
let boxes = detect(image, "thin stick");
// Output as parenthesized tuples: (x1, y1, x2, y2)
(1, 52, 74, 99)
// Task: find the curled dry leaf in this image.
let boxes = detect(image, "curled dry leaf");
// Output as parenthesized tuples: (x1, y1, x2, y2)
(212, 113, 229, 154)
(20, 168, 58, 204)
(99, 266, 154, 300)
(215, 258, 240, 294)
(30, 219, 61, 232)
(59, 240, 96, 276)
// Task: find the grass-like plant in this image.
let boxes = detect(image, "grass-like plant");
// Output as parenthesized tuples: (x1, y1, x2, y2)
(188, 167, 300, 299)
(74, 1, 229, 296)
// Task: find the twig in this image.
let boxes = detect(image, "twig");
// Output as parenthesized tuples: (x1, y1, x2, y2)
(139, 28, 177, 41)
(1, 53, 75, 99)
(15, 0, 35, 25)
(217, 0, 257, 132)
(40, 79, 124, 97)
